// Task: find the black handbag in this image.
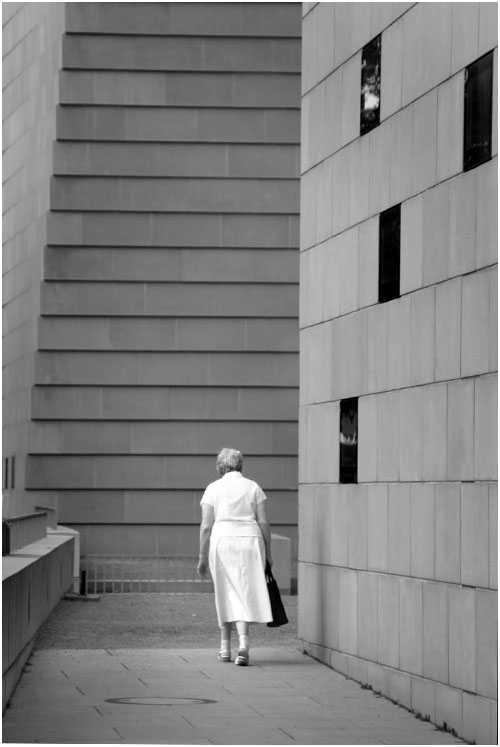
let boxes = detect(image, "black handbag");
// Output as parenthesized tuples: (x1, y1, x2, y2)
(265, 563, 288, 627)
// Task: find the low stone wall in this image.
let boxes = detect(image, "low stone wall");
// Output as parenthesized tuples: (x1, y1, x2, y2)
(2, 530, 75, 711)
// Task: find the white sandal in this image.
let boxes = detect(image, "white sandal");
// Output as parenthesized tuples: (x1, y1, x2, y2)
(235, 648, 249, 666)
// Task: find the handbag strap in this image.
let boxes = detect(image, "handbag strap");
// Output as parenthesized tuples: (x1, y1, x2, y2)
(265, 561, 274, 580)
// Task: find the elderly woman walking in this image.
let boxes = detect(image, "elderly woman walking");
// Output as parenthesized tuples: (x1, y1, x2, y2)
(197, 447, 273, 666)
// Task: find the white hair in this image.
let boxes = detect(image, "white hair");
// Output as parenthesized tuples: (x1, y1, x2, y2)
(216, 447, 243, 475)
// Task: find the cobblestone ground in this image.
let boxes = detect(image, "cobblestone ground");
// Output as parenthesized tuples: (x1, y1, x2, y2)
(35, 592, 299, 651)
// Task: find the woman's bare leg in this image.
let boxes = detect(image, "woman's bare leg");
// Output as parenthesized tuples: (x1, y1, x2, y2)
(235, 621, 249, 665)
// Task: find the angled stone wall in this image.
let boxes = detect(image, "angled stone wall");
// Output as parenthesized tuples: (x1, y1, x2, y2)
(299, 3, 497, 744)
(3, 2, 66, 517)
(25, 3, 301, 558)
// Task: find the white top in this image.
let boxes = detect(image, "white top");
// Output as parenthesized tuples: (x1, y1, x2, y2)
(200, 471, 267, 523)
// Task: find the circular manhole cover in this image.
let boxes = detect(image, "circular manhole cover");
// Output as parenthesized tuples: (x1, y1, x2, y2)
(105, 696, 217, 706)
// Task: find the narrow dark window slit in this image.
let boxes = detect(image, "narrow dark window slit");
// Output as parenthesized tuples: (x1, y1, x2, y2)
(378, 203, 401, 304)
(360, 35, 381, 135)
(340, 398, 358, 484)
(464, 50, 494, 172)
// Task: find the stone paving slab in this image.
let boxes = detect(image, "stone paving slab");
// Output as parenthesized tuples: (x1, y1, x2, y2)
(3, 646, 465, 745)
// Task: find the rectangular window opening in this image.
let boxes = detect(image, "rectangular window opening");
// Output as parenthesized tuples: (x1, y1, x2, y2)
(4, 458, 9, 491)
(11, 456, 15, 490)
(378, 203, 401, 304)
(464, 51, 493, 172)
(360, 35, 381, 135)
(340, 398, 358, 484)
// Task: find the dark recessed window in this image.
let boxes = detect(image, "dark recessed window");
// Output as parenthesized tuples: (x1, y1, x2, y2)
(11, 456, 15, 490)
(360, 35, 381, 135)
(340, 398, 358, 484)
(378, 203, 401, 304)
(464, 51, 493, 172)
(4, 458, 9, 490)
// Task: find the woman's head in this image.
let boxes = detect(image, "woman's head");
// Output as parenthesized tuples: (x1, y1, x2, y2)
(216, 447, 243, 476)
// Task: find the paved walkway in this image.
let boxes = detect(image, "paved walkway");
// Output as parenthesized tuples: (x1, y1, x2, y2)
(3, 595, 465, 745)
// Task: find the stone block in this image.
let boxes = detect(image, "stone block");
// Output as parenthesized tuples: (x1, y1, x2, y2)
(377, 574, 399, 668)
(367, 303, 389, 393)
(323, 237, 341, 321)
(330, 485, 348, 567)
(413, 89, 437, 194)
(435, 278, 461, 382)
(332, 146, 351, 235)
(300, 9, 317, 94)
(423, 582, 449, 683)
(400, 193, 423, 295)
(410, 484, 435, 580)
(239, 387, 298, 421)
(402, 3, 426, 105)
(411, 677, 436, 723)
(338, 568, 357, 656)
(390, 104, 413, 205)
(305, 245, 325, 326)
(316, 159, 333, 244)
(358, 217, 378, 309)
(367, 484, 388, 573)
(357, 571, 378, 661)
(388, 483, 410, 576)
(399, 578, 423, 675)
(434, 483, 461, 584)
(313, 485, 330, 566)
(321, 565, 340, 650)
(489, 484, 497, 590)
(437, 73, 464, 182)
(462, 692, 494, 746)
(367, 661, 390, 698)
(358, 394, 377, 482)
(476, 158, 498, 270)
(447, 379, 474, 481)
(349, 135, 370, 226)
(378, 390, 400, 482)
(381, 18, 403, 121)
(58, 490, 126, 524)
(490, 265, 498, 372)
(339, 226, 359, 315)
(234, 73, 301, 109)
(371, 3, 393, 37)
(346, 309, 368, 399)
(399, 387, 423, 481)
(316, 2, 335, 83)
(474, 374, 498, 481)
(461, 483, 489, 588)
(388, 670, 412, 710)
(300, 169, 316, 250)
(451, 2, 479, 74)
(325, 69, 342, 159)
(478, 2, 497, 57)
(422, 181, 449, 286)
(410, 287, 435, 387)
(369, 122, 391, 216)
(26, 455, 94, 489)
(306, 402, 339, 483)
(298, 485, 314, 563)
(435, 684, 463, 737)
(348, 485, 367, 571)
(449, 170, 477, 278)
(475, 590, 497, 699)
(426, 2, 453, 90)
(348, 656, 368, 685)
(461, 269, 490, 378)
(387, 296, 411, 391)
(31, 386, 101, 420)
(448, 586, 476, 692)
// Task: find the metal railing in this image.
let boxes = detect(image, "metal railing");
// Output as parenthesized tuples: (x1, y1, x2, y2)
(81, 555, 214, 594)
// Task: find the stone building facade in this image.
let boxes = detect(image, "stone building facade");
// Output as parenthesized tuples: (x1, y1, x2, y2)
(3, 3, 301, 557)
(299, 3, 497, 744)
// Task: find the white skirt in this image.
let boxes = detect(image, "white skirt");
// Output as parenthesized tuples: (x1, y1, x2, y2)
(209, 521, 272, 626)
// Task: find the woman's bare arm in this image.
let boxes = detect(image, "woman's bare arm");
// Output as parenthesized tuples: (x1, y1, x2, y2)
(198, 503, 214, 577)
(256, 501, 272, 568)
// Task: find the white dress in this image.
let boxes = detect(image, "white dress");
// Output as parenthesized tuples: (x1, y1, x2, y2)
(200, 471, 272, 626)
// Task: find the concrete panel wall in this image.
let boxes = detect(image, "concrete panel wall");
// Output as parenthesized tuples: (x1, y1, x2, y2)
(16, 4, 300, 561)
(299, 3, 497, 743)
(2, 3, 66, 517)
